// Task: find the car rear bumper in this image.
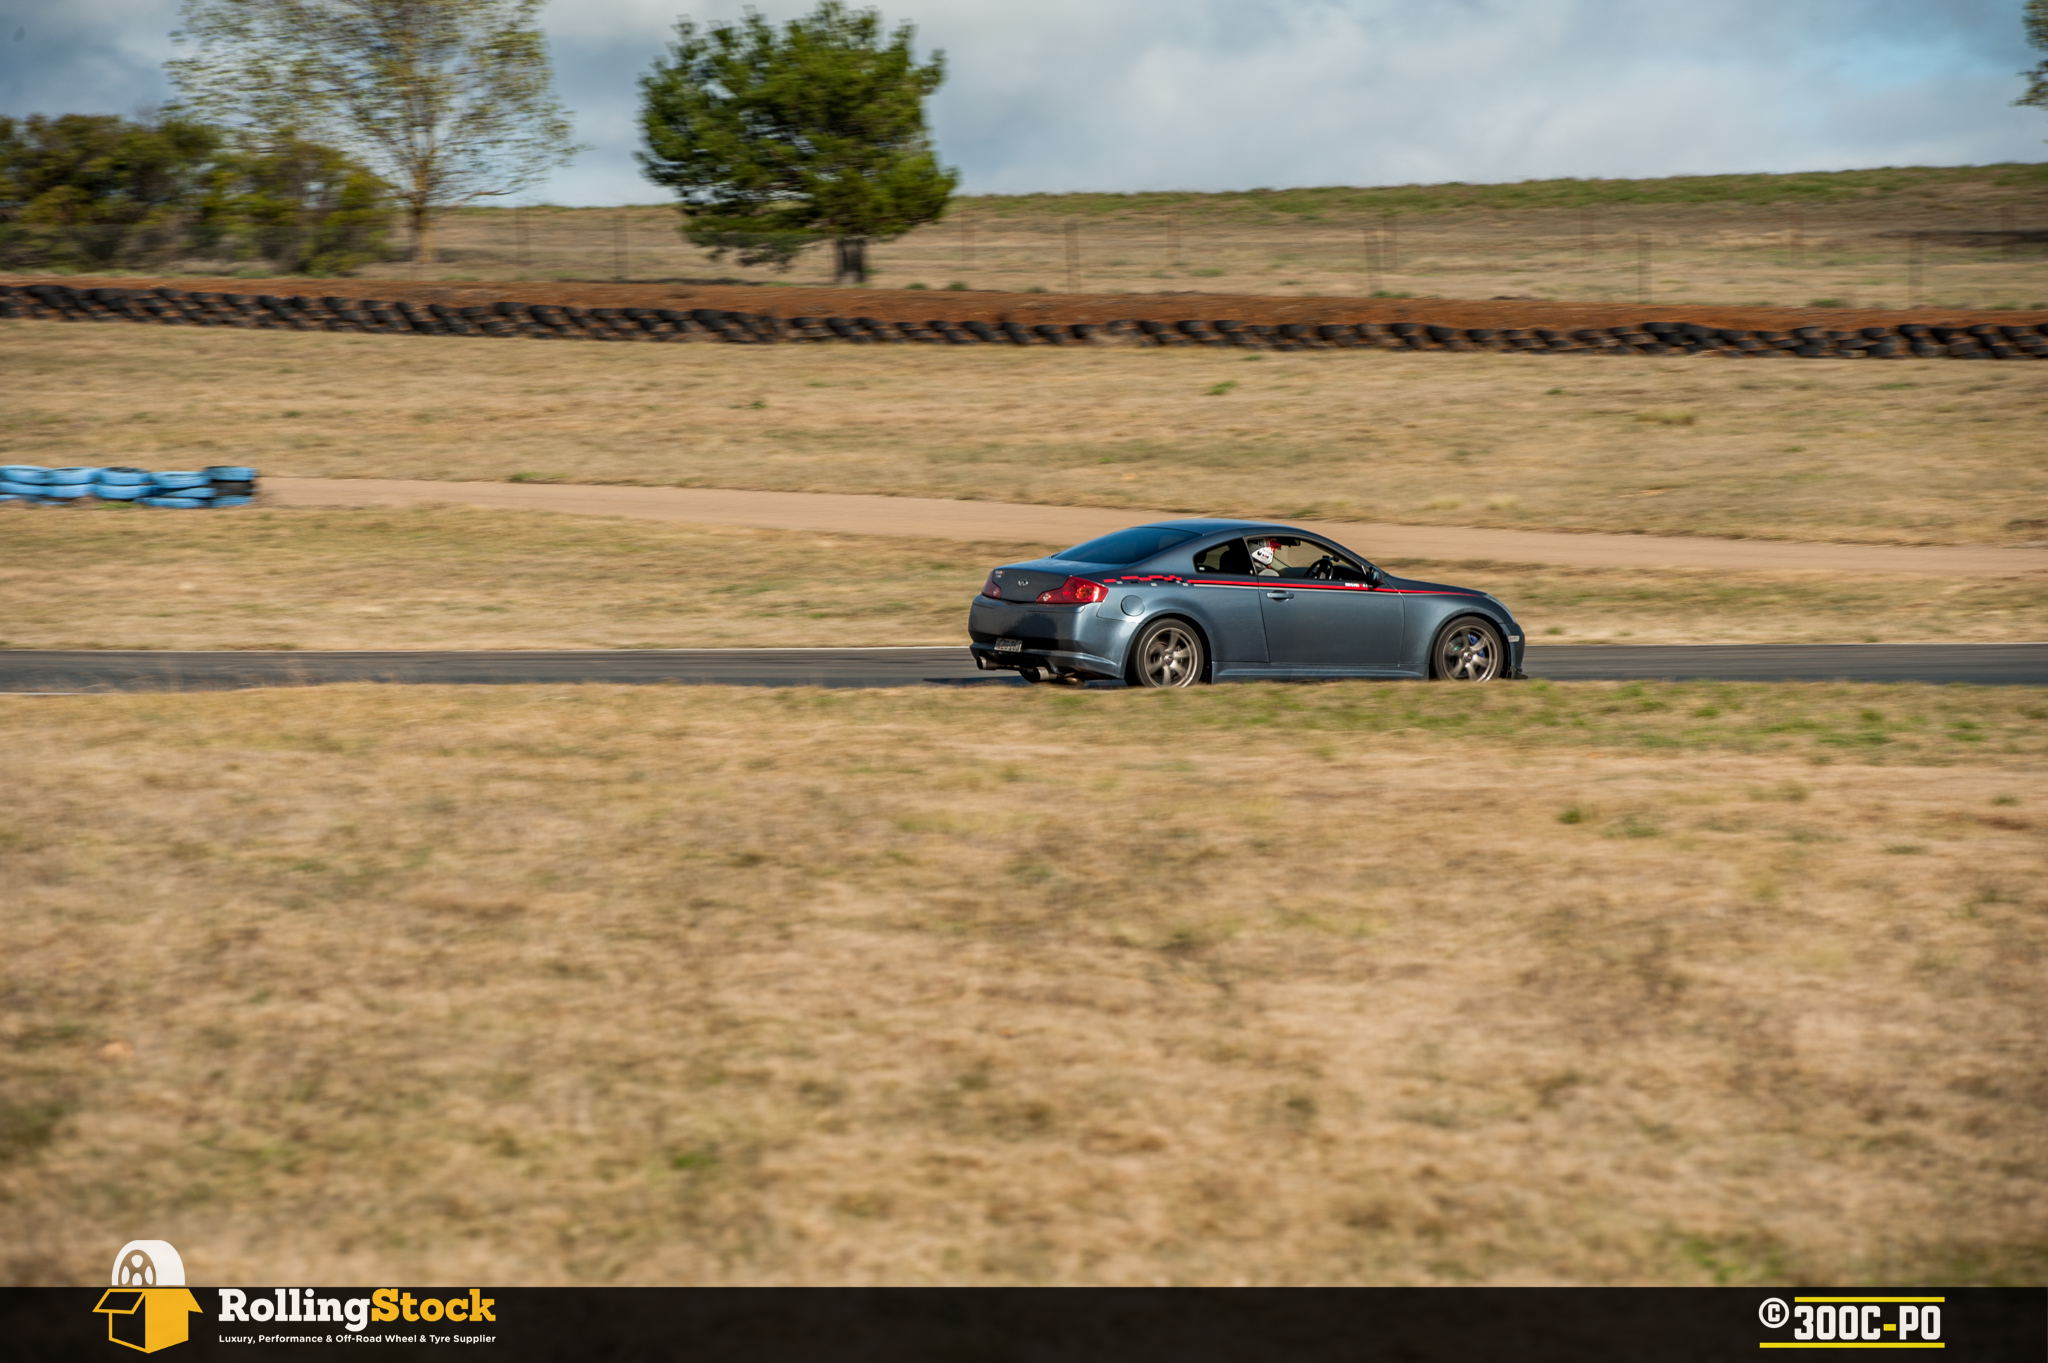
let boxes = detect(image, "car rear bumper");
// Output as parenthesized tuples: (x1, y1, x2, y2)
(967, 596, 1131, 679)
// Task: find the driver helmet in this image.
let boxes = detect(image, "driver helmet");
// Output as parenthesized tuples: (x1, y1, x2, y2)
(1249, 538, 1281, 572)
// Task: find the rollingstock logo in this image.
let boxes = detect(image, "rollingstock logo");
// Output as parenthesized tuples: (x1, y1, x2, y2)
(1758, 1296, 1945, 1349)
(217, 1286, 497, 1333)
(93, 1241, 203, 1353)
(219, 1285, 495, 1326)
(89, 1239, 497, 1352)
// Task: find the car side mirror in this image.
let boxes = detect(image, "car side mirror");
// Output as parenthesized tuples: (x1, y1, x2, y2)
(1366, 565, 1385, 587)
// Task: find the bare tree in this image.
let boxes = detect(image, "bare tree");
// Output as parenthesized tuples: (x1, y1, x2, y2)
(169, 0, 581, 265)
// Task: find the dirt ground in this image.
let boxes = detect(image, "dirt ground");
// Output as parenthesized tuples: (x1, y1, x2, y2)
(257, 478, 2047, 577)
(3, 682, 2041, 1286)
(4, 323, 2044, 549)
(16, 270, 2048, 334)
(3, 504, 2043, 650)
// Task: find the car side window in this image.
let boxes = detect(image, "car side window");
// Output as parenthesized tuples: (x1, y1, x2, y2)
(1252, 537, 1368, 581)
(1193, 539, 1252, 575)
(1318, 547, 1369, 582)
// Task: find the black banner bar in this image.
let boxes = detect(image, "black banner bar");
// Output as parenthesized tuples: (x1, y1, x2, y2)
(5, 1287, 2043, 1362)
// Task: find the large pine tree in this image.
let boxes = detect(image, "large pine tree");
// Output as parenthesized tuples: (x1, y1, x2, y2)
(638, 2, 957, 285)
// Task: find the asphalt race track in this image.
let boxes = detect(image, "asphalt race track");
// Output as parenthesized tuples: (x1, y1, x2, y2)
(1, 644, 2043, 693)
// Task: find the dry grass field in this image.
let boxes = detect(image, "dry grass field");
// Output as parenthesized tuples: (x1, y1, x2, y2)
(4, 322, 2045, 548)
(2, 682, 2043, 1286)
(2, 504, 2044, 650)
(152, 167, 2048, 312)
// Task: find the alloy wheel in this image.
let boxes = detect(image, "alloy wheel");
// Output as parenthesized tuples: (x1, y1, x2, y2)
(1434, 619, 1504, 681)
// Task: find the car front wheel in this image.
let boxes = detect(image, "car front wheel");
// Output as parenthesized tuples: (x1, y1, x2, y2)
(1128, 619, 1206, 687)
(1431, 616, 1506, 681)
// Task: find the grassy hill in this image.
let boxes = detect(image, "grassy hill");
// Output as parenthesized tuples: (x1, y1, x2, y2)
(954, 163, 2048, 222)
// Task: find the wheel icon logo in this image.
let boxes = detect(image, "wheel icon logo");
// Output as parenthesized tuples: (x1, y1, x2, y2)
(1760, 1298, 1790, 1329)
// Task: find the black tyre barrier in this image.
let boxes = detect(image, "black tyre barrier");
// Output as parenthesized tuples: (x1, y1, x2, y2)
(8, 281, 2041, 360)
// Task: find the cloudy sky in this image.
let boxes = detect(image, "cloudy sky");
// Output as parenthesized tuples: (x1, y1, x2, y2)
(4, 0, 2042, 204)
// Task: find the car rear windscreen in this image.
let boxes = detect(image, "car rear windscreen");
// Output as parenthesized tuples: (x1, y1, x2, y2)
(1050, 527, 1199, 564)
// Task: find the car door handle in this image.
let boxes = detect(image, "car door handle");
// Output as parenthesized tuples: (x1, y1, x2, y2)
(1266, 590, 1293, 600)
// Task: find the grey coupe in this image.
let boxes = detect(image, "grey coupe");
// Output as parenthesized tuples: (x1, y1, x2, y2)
(968, 519, 1525, 686)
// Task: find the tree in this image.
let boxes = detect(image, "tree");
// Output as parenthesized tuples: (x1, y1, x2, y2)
(199, 138, 395, 275)
(0, 111, 390, 274)
(2020, 0, 2048, 127)
(169, 0, 580, 265)
(0, 113, 219, 268)
(638, 1, 957, 285)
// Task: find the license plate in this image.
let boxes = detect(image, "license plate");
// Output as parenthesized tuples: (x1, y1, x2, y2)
(993, 638, 1022, 653)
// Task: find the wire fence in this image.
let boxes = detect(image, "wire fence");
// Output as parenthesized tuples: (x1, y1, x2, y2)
(421, 203, 2048, 310)
(13, 202, 2046, 310)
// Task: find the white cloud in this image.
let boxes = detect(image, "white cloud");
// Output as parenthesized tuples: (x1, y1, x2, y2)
(5, 0, 2042, 205)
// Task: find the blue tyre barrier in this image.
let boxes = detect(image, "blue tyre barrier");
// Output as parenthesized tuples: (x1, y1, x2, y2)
(0, 480, 48, 497)
(0, 494, 21, 505)
(152, 471, 210, 489)
(95, 467, 153, 486)
(94, 484, 149, 500)
(205, 466, 258, 481)
(0, 466, 48, 484)
(141, 496, 207, 508)
(212, 495, 254, 508)
(178, 485, 217, 498)
(41, 484, 93, 499)
(44, 467, 99, 485)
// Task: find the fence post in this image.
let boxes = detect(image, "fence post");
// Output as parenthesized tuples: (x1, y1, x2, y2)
(1908, 232, 1924, 308)
(1581, 207, 1593, 267)
(613, 213, 626, 282)
(1382, 211, 1397, 272)
(1791, 209, 1804, 268)
(1365, 227, 1380, 295)
(2003, 205, 2015, 261)
(962, 216, 973, 267)
(1064, 218, 1078, 293)
(1169, 214, 1180, 267)
(1637, 233, 1649, 304)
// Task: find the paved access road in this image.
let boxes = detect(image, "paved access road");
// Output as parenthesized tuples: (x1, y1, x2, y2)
(2, 644, 2042, 693)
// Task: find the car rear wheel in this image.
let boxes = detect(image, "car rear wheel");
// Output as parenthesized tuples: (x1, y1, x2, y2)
(1431, 616, 1506, 681)
(1129, 619, 1206, 687)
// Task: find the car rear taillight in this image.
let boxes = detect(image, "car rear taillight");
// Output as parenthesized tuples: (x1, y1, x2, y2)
(981, 572, 1003, 598)
(1035, 576, 1108, 605)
